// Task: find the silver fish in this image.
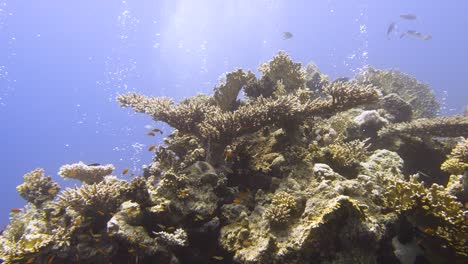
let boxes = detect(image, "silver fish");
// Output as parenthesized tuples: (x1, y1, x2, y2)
(282, 31, 293, 40)
(401, 30, 432, 40)
(387, 22, 396, 37)
(400, 13, 417, 20)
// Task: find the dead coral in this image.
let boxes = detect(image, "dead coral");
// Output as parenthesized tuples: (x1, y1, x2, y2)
(16, 168, 60, 206)
(58, 161, 114, 184)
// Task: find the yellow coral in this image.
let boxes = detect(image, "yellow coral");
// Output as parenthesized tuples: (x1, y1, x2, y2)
(264, 192, 297, 225)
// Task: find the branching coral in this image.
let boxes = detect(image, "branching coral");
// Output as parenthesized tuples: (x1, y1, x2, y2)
(441, 137, 468, 177)
(58, 161, 114, 184)
(244, 51, 305, 99)
(54, 176, 129, 216)
(356, 67, 439, 118)
(16, 168, 60, 206)
(378, 116, 468, 140)
(327, 138, 371, 169)
(118, 84, 379, 143)
(212, 68, 249, 112)
(264, 191, 298, 225)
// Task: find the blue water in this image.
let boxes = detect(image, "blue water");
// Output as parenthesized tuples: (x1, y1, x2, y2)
(0, 0, 467, 227)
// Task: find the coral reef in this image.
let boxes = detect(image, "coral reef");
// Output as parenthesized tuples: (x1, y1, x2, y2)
(16, 168, 60, 207)
(2, 52, 468, 263)
(356, 67, 439, 118)
(58, 161, 115, 184)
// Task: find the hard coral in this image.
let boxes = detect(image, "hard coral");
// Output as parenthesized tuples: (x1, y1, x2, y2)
(356, 67, 439, 118)
(265, 191, 298, 225)
(16, 168, 60, 206)
(58, 161, 114, 184)
(441, 137, 468, 184)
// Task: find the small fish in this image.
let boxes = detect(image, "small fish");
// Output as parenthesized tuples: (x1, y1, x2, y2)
(387, 22, 396, 37)
(47, 187, 57, 195)
(26, 258, 35, 264)
(10, 208, 22, 214)
(152, 128, 163, 134)
(147, 132, 156, 137)
(148, 145, 156, 151)
(212, 256, 224, 260)
(401, 30, 432, 40)
(87, 163, 101, 166)
(167, 226, 176, 231)
(47, 255, 56, 264)
(94, 238, 101, 243)
(400, 13, 417, 20)
(157, 224, 166, 230)
(128, 248, 137, 254)
(423, 228, 435, 234)
(282, 31, 293, 40)
(108, 233, 115, 237)
(233, 199, 241, 204)
(138, 243, 149, 248)
(242, 241, 252, 247)
(130, 173, 136, 177)
(97, 210, 105, 216)
(122, 168, 130, 175)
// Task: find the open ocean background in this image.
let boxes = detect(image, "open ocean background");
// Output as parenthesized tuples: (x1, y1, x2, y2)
(0, 0, 467, 227)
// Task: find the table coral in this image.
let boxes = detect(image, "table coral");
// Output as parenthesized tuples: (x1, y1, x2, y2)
(58, 161, 115, 184)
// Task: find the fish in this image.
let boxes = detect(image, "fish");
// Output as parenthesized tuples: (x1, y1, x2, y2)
(148, 145, 156, 151)
(26, 258, 35, 264)
(400, 30, 432, 40)
(47, 255, 55, 264)
(97, 210, 105, 216)
(87, 163, 101, 166)
(242, 241, 252, 247)
(10, 208, 22, 214)
(122, 168, 130, 175)
(282, 31, 293, 40)
(147, 132, 156, 137)
(212, 256, 224, 260)
(387, 22, 396, 37)
(152, 128, 163, 134)
(400, 13, 417, 20)
(233, 199, 242, 204)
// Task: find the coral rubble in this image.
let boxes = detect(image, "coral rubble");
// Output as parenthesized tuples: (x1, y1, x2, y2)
(2, 52, 468, 263)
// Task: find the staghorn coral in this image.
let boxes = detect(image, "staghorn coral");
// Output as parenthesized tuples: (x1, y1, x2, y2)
(378, 115, 468, 140)
(58, 161, 114, 184)
(16, 168, 60, 206)
(356, 67, 439, 118)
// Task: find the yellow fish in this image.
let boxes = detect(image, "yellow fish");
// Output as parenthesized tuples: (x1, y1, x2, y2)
(148, 145, 156, 151)
(147, 132, 156, 137)
(122, 168, 130, 175)
(212, 256, 224, 260)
